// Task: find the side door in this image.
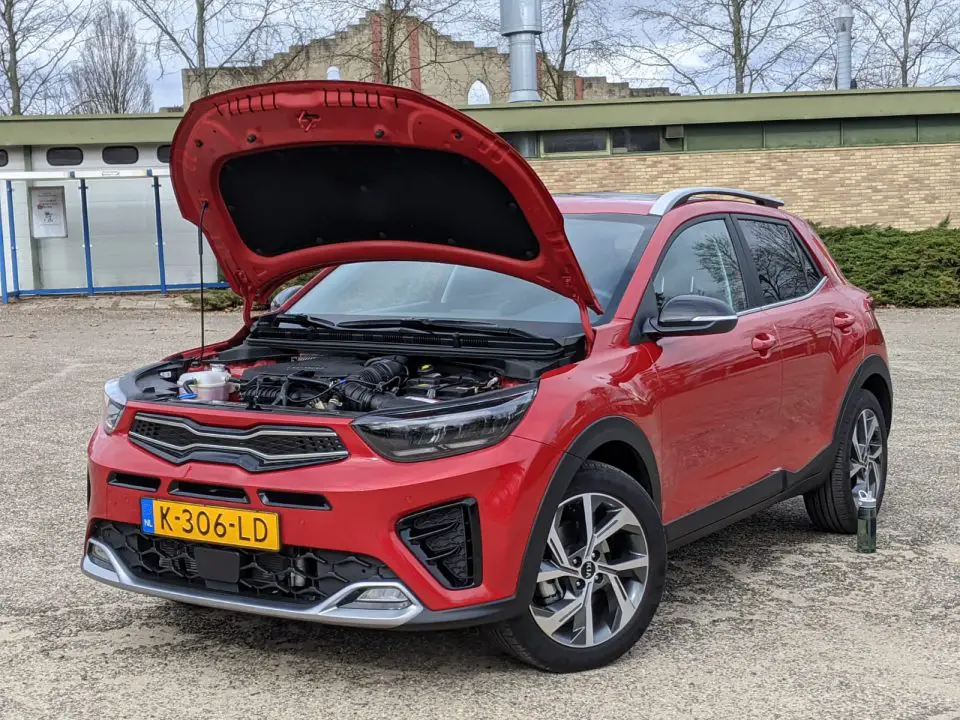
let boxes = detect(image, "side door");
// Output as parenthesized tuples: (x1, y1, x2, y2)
(642, 216, 784, 521)
(732, 215, 865, 471)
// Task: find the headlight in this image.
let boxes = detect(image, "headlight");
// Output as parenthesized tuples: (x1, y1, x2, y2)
(353, 387, 536, 462)
(101, 378, 127, 434)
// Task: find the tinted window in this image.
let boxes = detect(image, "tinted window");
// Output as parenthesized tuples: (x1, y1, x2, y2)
(47, 147, 84, 166)
(102, 145, 139, 164)
(738, 219, 822, 305)
(289, 215, 656, 327)
(611, 127, 660, 153)
(654, 219, 748, 312)
(0, 149, 7, 167)
(541, 130, 607, 154)
(157, 144, 171, 163)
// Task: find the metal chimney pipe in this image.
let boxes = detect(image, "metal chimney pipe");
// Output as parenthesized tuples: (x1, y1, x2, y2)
(501, 0, 543, 103)
(834, 3, 854, 90)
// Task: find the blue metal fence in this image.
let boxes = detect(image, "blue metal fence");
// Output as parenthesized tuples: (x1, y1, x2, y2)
(0, 168, 227, 304)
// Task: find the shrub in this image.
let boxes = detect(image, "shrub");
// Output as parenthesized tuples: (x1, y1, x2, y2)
(184, 272, 317, 312)
(817, 219, 960, 307)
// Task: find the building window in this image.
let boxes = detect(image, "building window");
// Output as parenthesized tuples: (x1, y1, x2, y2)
(46, 147, 84, 166)
(611, 127, 660, 153)
(500, 132, 538, 158)
(102, 145, 139, 165)
(157, 145, 171, 163)
(0, 149, 8, 167)
(326, 66, 340, 80)
(467, 80, 491, 105)
(541, 129, 608, 155)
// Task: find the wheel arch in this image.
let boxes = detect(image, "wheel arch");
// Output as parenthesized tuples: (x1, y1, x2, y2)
(838, 354, 893, 440)
(514, 417, 660, 601)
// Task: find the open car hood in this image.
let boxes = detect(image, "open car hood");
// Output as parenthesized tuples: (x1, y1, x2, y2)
(170, 80, 601, 319)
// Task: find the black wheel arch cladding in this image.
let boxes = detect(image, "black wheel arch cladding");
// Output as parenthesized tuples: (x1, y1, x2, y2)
(515, 416, 661, 604)
(836, 354, 893, 439)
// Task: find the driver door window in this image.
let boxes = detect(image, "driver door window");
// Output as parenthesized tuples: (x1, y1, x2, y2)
(654, 219, 748, 313)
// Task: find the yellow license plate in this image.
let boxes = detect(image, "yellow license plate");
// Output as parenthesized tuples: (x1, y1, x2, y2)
(140, 498, 280, 551)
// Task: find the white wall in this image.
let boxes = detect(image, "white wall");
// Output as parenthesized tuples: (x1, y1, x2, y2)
(0, 142, 218, 295)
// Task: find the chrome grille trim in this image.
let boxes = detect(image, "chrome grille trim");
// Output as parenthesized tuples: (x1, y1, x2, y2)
(129, 413, 349, 469)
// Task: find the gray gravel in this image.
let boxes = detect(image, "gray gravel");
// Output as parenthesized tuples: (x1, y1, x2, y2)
(0, 301, 958, 720)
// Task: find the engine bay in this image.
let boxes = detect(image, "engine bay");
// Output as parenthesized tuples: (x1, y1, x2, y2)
(143, 352, 517, 415)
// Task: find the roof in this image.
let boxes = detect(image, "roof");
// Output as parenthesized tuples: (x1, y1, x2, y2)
(1, 86, 959, 146)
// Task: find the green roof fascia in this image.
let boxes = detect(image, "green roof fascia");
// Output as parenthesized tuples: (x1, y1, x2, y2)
(0, 113, 183, 146)
(462, 86, 960, 133)
(2, 86, 959, 145)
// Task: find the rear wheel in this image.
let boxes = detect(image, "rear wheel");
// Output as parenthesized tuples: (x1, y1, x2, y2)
(804, 389, 888, 533)
(490, 461, 666, 672)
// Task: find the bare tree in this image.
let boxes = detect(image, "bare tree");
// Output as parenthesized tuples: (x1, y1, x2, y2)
(537, 0, 615, 99)
(67, 3, 153, 114)
(624, 0, 829, 94)
(0, 0, 89, 114)
(849, 0, 960, 87)
(128, 0, 323, 99)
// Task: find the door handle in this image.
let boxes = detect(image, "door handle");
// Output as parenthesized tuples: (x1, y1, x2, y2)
(752, 333, 777, 353)
(834, 312, 856, 329)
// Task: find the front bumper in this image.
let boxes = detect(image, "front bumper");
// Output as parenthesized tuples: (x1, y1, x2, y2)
(85, 420, 559, 625)
(82, 537, 423, 627)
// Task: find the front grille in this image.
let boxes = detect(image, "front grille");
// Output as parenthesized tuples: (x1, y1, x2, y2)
(93, 521, 396, 604)
(397, 499, 481, 589)
(129, 413, 348, 472)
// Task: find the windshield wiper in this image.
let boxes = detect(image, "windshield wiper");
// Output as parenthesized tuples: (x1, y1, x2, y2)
(268, 313, 339, 329)
(336, 317, 548, 341)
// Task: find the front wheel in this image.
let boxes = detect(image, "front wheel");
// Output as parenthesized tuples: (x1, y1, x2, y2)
(490, 461, 666, 672)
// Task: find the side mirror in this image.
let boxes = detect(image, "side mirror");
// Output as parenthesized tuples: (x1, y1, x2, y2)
(643, 294, 738, 337)
(270, 285, 303, 311)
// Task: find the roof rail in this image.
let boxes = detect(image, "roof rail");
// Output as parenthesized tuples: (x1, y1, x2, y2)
(648, 187, 784, 216)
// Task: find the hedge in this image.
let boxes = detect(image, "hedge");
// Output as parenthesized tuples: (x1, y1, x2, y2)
(184, 220, 960, 311)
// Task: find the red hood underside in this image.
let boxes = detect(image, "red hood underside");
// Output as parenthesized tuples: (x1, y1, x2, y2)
(169, 80, 601, 316)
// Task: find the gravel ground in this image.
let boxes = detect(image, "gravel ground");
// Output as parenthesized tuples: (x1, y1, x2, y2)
(0, 300, 958, 720)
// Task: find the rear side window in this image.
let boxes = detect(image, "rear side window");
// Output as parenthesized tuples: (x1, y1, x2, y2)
(654, 219, 748, 312)
(737, 219, 822, 305)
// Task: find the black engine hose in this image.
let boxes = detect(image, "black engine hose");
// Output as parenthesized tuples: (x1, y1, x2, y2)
(339, 356, 410, 411)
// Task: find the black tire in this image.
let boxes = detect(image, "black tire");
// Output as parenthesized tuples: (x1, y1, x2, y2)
(489, 460, 666, 673)
(804, 388, 888, 533)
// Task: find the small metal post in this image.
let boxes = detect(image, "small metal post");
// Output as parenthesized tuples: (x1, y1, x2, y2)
(151, 174, 168, 295)
(0, 186, 7, 305)
(5, 181, 18, 296)
(79, 178, 95, 295)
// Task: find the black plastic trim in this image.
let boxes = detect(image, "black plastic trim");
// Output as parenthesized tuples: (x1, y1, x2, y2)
(258, 490, 331, 510)
(169, 480, 249, 504)
(397, 498, 482, 590)
(400, 596, 521, 630)
(108, 473, 161, 493)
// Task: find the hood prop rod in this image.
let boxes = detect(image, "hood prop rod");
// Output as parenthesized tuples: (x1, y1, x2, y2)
(195, 201, 209, 366)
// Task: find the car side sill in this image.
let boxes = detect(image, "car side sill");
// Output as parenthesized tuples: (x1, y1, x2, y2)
(665, 444, 833, 550)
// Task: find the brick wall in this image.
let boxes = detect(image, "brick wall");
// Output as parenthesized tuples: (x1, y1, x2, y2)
(527, 143, 960, 229)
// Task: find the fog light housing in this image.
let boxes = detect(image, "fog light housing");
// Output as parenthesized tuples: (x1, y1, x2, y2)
(87, 542, 113, 569)
(341, 587, 412, 610)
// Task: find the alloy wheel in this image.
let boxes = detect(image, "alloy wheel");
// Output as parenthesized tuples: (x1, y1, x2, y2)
(530, 492, 648, 648)
(850, 408, 884, 505)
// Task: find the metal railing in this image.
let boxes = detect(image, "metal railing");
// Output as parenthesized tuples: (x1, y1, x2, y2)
(0, 168, 227, 304)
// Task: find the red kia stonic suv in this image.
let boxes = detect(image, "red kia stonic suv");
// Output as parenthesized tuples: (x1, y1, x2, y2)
(83, 81, 892, 673)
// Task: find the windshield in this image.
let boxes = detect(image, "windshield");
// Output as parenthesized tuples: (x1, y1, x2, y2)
(287, 214, 656, 328)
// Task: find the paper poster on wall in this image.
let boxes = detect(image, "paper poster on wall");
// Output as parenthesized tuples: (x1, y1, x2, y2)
(30, 187, 68, 239)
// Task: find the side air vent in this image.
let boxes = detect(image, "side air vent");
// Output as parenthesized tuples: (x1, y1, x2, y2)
(397, 499, 481, 589)
(108, 473, 161, 492)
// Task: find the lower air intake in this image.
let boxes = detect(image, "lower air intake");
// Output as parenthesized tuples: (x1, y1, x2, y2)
(397, 499, 481, 589)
